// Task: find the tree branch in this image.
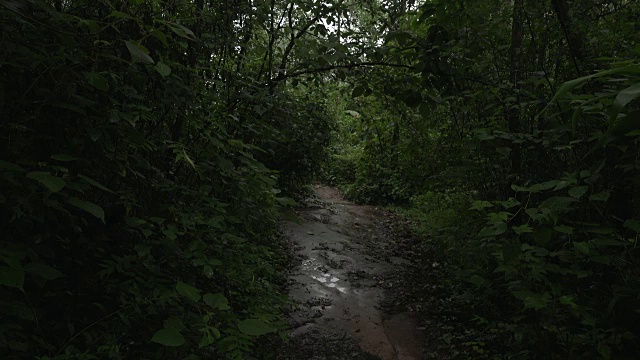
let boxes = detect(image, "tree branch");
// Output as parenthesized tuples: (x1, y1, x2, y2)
(270, 61, 416, 83)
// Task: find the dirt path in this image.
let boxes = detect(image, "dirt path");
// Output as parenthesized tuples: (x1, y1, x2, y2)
(280, 186, 423, 360)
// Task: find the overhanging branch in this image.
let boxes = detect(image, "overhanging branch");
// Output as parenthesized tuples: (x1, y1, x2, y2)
(270, 61, 416, 83)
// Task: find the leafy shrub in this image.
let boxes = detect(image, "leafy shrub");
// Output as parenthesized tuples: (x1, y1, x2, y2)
(464, 65, 640, 358)
(321, 153, 358, 186)
(0, 2, 308, 359)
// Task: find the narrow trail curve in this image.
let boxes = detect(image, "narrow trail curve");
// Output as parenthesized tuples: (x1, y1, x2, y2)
(280, 186, 423, 360)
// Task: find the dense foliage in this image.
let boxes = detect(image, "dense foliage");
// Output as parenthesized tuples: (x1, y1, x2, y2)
(323, 0, 640, 358)
(2, 0, 640, 358)
(0, 0, 334, 358)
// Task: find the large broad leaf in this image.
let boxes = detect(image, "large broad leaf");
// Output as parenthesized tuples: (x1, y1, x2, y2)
(539, 196, 578, 212)
(203, 293, 230, 310)
(150, 328, 185, 347)
(68, 198, 105, 221)
(610, 82, 640, 121)
(238, 319, 274, 336)
(574, 242, 590, 255)
(84, 72, 110, 91)
(512, 290, 551, 310)
(163, 316, 184, 330)
(589, 191, 610, 202)
(624, 219, 640, 233)
(78, 174, 114, 193)
(26, 172, 66, 192)
(155, 62, 171, 77)
(0, 266, 25, 290)
(0, 160, 24, 172)
(478, 221, 507, 237)
(512, 224, 533, 235)
(551, 64, 640, 103)
(125, 40, 154, 64)
(165, 22, 196, 40)
(568, 186, 588, 199)
(51, 154, 79, 162)
(24, 262, 63, 280)
(176, 281, 201, 302)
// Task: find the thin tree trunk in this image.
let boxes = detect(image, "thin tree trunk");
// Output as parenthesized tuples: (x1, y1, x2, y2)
(551, 0, 587, 76)
(507, 0, 524, 175)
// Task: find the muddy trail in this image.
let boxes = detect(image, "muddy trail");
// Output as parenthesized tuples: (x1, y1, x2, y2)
(279, 186, 424, 360)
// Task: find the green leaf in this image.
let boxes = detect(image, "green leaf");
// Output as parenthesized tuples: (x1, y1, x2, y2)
(500, 198, 520, 209)
(203, 293, 230, 310)
(164, 316, 184, 330)
(590, 255, 612, 264)
(24, 263, 63, 280)
(124, 40, 154, 64)
(67, 198, 105, 221)
(598, 343, 611, 360)
(84, 72, 110, 91)
(479, 222, 507, 237)
(151, 29, 170, 46)
(539, 196, 578, 211)
(529, 180, 559, 192)
(0, 160, 24, 172)
(476, 130, 495, 141)
(573, 242, 590, 255)
(238, 319, 274, 336)
(26, 172, 66, 192)
(203, 265, 214, 278)
(109, 10, 135, 19)
(551, 64, 640, 102)
(512, 224, 533, 235)
(589, 191, 610, 202)
(611, 82, 640, 120)
(78, 174, 114, 193)
(559, 295, 577, 308)
(275, 197, 297, 207)
(554, 225, 574, 234)
(502, 243, 521, 262)
(150, 328, 185, 347)
(496, 147, 511, 157)
(166, 22, 196, 40)
(511, 184, 530, 192)
(0, 266, 25, 290)
(155, 62, 171, 77)
(469, 200, 493, 211)
(199, 332, 215, 348)
(568, 186, 588, 199)
(51, 154, 79, 162)
(624, 219, 640, 233)
(511, 291, 551, 310)
(466, 275, 487, 287)
(124, 217, 146, 227)
(176, 281, 201, 302)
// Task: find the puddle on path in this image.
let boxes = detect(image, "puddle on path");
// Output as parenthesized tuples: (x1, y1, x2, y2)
(282, 186, 423, 360)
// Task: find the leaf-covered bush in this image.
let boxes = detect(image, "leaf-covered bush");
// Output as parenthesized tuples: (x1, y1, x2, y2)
(323, 0, 640, 358)
(0, 1, 331, 358)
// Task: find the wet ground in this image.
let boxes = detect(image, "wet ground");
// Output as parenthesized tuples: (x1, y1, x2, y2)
(279, 186, 423, 360)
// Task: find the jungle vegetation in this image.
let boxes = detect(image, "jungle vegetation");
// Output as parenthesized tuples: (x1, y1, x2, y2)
(1, 0, 639, 359)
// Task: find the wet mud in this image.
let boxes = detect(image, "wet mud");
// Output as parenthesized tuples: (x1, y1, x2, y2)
(280, 186, 423, 360)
